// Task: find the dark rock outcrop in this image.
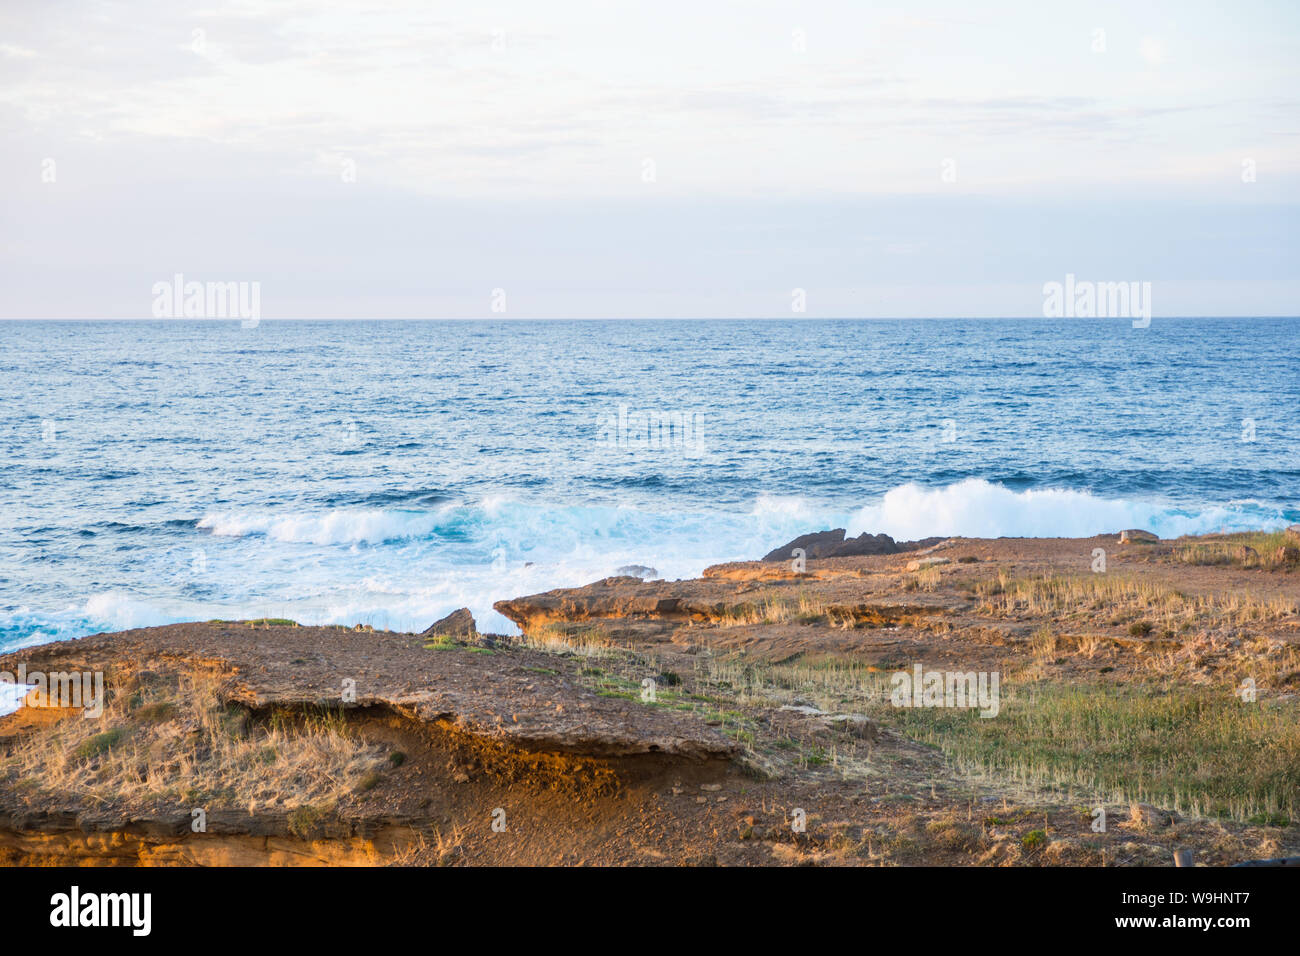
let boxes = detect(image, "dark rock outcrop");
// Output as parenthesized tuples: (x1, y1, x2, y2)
(761, 529, 846, 562)
(761, 529, 899, 563)
(422, 607, 476, 637)
(831, 532, 900, 557)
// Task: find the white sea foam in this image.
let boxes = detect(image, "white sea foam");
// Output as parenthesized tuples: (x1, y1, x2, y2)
(0, 683, 28, 718)
(5, 484, 1291, 653)
(197, 508, 445, 545)
(177, 486, 1287, 636)
(847, 479, 1287, 540)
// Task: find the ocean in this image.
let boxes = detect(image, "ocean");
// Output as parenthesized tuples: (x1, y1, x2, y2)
(2, 317, 1297, 650)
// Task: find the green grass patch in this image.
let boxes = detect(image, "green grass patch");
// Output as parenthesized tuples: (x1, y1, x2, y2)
(287, 804, 326, 837)
(875, 683, 1300, 823)
(73, 728, 127, 760)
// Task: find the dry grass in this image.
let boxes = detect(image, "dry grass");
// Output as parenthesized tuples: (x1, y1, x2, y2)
(0, 668, 387, 812)
(975, 572, 1298, 630)
(385, 824, 467, 866)
(509, 568, 1300, 832)
(711, 591, 828, 628)
(1031, 627, 1058, 664)
(915, 567, 942, 592)
(880, 683, 1300, 824)
(1175, 531, 1296, 568)
(1077, 633, 1108, 659)
(678, 641, 1300, 826)
(520, 621, 616, 657)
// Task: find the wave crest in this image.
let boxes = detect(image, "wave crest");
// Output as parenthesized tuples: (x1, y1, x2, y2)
(848, 479, 1285, 540)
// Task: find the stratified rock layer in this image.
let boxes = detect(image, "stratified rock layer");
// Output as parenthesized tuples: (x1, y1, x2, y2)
(0, 623, 736, 760)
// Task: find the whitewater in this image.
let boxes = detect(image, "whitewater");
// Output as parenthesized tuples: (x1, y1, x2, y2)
(2, 318, 1296, 651)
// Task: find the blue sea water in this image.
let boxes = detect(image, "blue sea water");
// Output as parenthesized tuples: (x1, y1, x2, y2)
(1, 318, 1297, 650)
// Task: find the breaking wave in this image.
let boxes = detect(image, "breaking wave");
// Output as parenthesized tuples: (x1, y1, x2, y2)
(3, 482, 1291, 655)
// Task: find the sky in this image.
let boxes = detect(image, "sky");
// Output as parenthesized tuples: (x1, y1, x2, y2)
(2, 0, 1298, 318)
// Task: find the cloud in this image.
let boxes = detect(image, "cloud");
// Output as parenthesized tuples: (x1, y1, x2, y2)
(0, 1, 1296, 317)
(2, 1, 1293, 199)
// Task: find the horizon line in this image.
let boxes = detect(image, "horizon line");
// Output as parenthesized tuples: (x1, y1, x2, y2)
(4, 315, 1299, 323)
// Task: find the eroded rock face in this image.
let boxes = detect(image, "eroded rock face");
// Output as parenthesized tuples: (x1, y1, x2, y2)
(422, 607, 476, 637)
(494, 577, 719, 630)
(493, 576, 938, 641)
(0, 624, 737, 761)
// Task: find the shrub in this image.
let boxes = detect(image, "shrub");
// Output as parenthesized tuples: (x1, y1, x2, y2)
(73, 729, 126, 760)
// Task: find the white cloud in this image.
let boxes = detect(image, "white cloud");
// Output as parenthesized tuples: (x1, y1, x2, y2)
(1, 1, 1295, 199)
(0, 0, 1296, 317)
